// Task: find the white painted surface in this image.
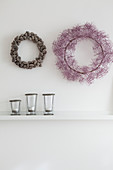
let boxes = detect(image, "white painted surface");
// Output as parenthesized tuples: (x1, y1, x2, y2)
(0, 0, 113, 112)
(0, 111, 113, 120)
(0, 0, 113, 169)
(0, 120, 113, 170)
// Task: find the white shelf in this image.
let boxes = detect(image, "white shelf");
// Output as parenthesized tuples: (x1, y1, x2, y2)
(0, 111, 113, 120)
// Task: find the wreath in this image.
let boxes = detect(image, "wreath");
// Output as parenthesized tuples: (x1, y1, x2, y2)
(53, 23, 113, 84)
(10, 31, 47, 69)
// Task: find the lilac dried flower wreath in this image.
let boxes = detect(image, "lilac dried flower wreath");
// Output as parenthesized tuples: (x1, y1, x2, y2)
(53, 23, 113, 84)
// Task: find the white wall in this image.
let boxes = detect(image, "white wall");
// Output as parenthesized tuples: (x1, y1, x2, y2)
(0, 120, 113, 170)
(0, 0, 113, 170)
(0, 0, 113, 112)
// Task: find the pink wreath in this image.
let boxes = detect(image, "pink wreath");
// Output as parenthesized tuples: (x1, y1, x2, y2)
(53, 23, 113, 84)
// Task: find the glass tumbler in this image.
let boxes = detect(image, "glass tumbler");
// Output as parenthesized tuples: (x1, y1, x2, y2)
(42, 93, 55, 115)
(9, 99, 21, 115)
(25, 93, 38, 115)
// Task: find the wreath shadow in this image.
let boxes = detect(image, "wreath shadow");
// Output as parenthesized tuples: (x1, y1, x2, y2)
(2, 33, 15, 64)
(108, 77, 113, 113)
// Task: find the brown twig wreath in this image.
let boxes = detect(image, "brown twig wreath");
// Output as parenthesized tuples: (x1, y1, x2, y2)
(10, 31, 47, 69)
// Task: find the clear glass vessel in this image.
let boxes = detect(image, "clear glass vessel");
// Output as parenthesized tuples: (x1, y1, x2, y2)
(42, 93, 55, 115)
(25, 93, 38, 115)
(9, 99, 21, 115)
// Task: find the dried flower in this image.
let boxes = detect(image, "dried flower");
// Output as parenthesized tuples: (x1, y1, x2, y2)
(53, 23, 113, 84)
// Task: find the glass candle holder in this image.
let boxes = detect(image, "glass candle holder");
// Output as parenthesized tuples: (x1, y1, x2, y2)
(42, 93, 55, 115)
(25, 93, 38, 115)
(9, 99, 21, 115)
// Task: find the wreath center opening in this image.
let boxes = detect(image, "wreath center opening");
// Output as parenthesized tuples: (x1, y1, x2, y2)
(72, 39, 96, 66)
(65, 38, 99, 69)
(18, 40, 39, 61)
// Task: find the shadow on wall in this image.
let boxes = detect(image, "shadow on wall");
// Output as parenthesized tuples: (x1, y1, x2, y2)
(108, 78, 113, 111)
(2, 33, 18, 64)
